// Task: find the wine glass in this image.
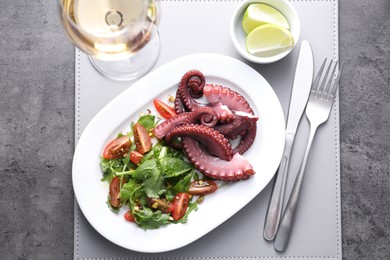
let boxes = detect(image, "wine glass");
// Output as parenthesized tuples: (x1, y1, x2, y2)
(59, 0, 160, 81)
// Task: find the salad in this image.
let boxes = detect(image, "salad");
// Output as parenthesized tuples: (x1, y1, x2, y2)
(100, 101, 218, 230)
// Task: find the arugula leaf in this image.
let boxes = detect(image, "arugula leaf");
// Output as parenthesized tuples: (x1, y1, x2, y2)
(120, 179, 140, 203)
(160, 157, 194, 178)
(157, 146, 193, 178)
(140, 148, 156, 163)
(132, 159, 165, 198)
(133, 208, 171, 230)
(129, 185, 146, 208)
(100, 157, 122, 182)
(143, 176, 165, 198)
(151, 142, 164, 158)
(135, 141, 165, 164)
(100, 157, 110, 175)
(137, 114, 156, 131)
(157, 146, 168, 159)
(122, 154, 131, 169)
(132, 159, 158, 179)
(166, 147, 185, 158)
(165, 170, 194, 200)
(173, 170, 194, 192)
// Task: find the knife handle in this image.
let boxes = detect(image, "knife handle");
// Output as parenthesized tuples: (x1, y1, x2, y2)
(274, 124, 318, 251)
(263, 133, 294, 241)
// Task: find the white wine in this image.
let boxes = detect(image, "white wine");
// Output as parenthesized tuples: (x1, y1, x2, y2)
(60, 0, 159, 60)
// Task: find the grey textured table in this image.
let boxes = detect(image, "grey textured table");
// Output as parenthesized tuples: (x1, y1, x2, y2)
(0, 1, 389, 259)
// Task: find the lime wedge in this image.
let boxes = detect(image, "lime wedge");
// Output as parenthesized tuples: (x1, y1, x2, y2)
(242, 3, 290, 34)
(246, 24, 294, 57)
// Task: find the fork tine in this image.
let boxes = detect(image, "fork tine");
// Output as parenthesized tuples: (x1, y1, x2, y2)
(312, 58, 327, 95)
(317, 59, 333, 97)
(324, 61, 338, 99)
(329, 62, 345, 97)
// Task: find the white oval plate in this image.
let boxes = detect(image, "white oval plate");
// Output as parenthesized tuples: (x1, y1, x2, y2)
(72, 53, 285, 253)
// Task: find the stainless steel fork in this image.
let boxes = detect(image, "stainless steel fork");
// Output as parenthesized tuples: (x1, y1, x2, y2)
(274, 59, 344, 252)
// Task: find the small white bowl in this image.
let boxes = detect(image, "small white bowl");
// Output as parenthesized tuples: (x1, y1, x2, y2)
(230, 0, 300, 64)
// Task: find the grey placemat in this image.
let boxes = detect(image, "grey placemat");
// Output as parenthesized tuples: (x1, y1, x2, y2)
(74, 0, 341, 259)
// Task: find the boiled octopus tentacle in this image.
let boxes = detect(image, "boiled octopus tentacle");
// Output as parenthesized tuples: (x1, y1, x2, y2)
(184, 107, 218, 127)
(207, 101, 235, 123)
(203, 84, 257, 154)
(153, 112, 189, 139)
(234, 126, 257, 155)
(174, 92, 186, 114)
(183, 138, 255, 181)
(174, 71, 237, 123)
(187, 74, 204, 98)
(175, 70, 206, 113)
(153, 107, 218, 139)
(204, 84, 254, 115)
(165, 124, 234, 161)
(214, 111, 258, 139)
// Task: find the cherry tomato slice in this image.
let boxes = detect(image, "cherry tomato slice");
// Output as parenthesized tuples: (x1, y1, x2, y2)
(171, 192, 190, 221)
(130, 150, 143, 165)
(188, 180, 218, 196)
(124, 210, 135, 222)
(154, 99, 177, 119)
(103, 135, 132, 160)
(133, 123, 152, 154)
(109, 177, 121, 208)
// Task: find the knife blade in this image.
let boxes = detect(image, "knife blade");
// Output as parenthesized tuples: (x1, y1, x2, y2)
(263, 40, 314, 241)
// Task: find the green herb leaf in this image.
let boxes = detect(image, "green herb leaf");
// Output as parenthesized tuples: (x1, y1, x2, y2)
(133, 208, 171, 230)
(160, 157, 194, 178)
(137, 114, 156, 131)
(132, 159, 158, 179)
(165, 170, 194, 200)
(120, 179, 140, 203)
(133, 159, 165, 198)
(100, 157, 110, 175)
(100, 157, 122, 182)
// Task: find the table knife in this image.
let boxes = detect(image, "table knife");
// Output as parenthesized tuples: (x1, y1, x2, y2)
(263, 40, 314, 241)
